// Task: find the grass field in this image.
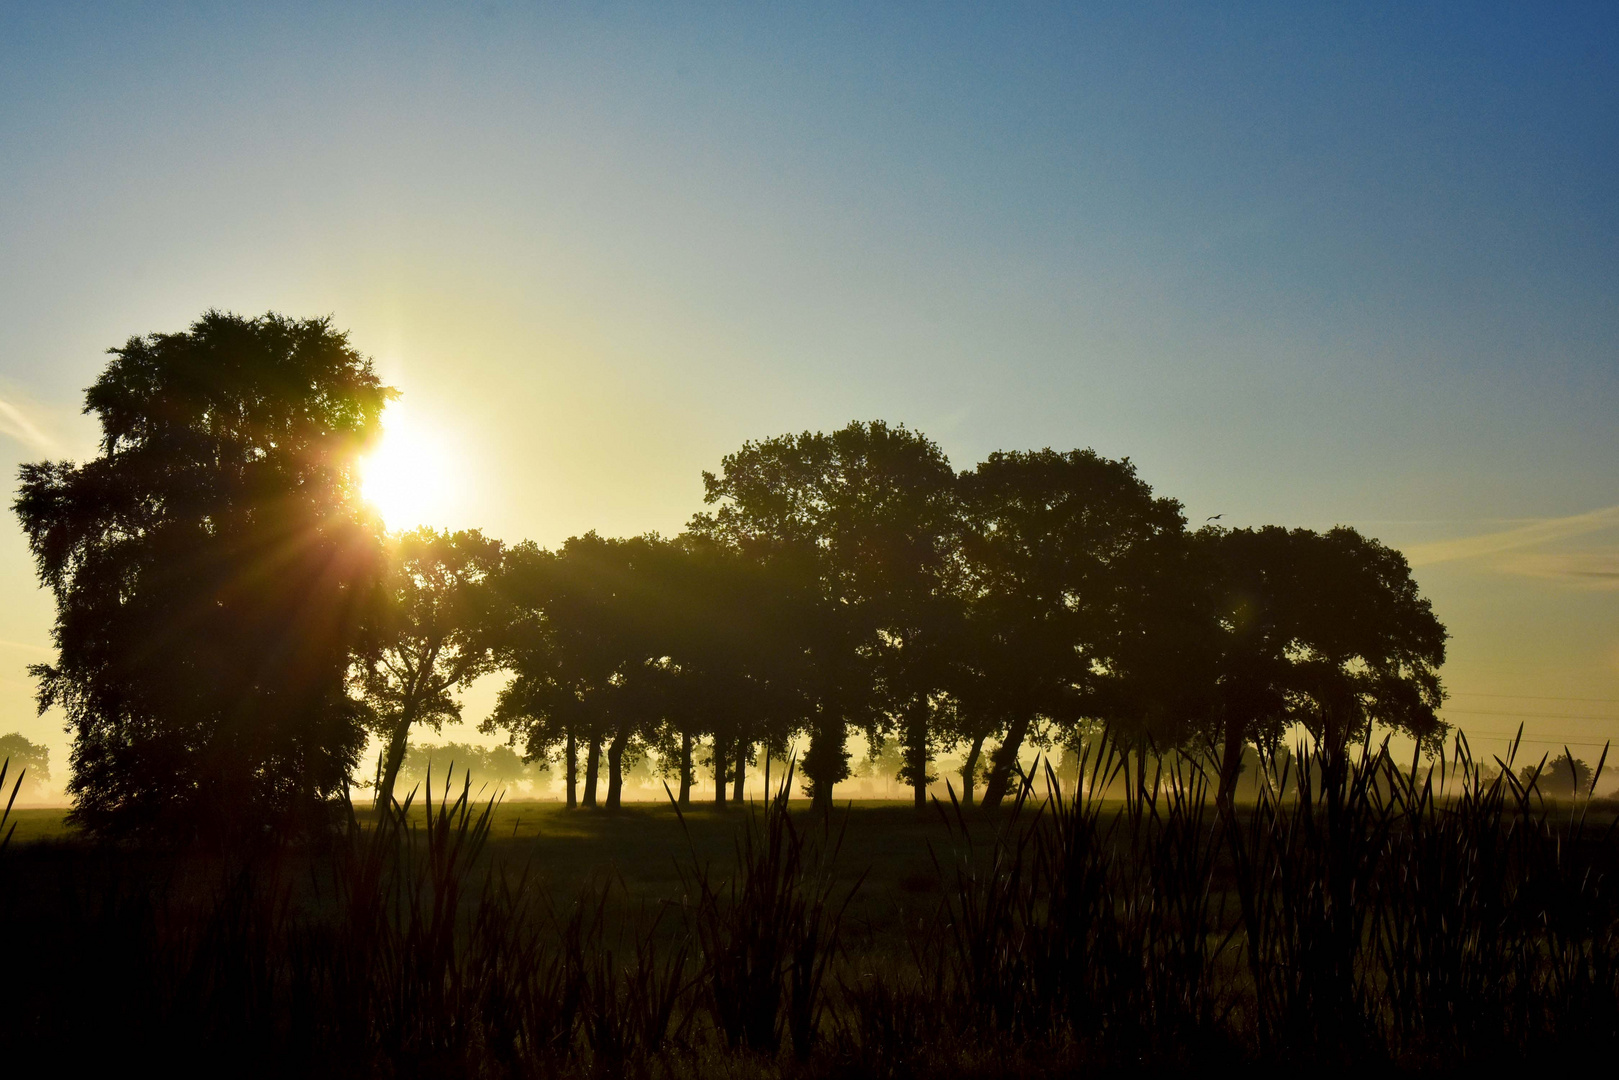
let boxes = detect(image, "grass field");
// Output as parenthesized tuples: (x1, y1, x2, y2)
(3, 797, 991, 949)
(6, 753, 1619, 1075)
(10, 791, 1613, 933)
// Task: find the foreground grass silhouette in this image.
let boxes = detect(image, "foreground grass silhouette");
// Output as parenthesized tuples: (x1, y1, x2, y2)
(1, 798, 987, 962)
(3, 740, 1618, 1075)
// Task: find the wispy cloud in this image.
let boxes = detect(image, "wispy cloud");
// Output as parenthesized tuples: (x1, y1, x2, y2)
(0, 393, 61, 456)
(1495, 550, 1619, 589)
(1404, 505, 1619, 568)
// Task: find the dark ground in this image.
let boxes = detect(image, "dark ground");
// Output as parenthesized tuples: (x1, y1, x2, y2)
(0, 798, 988, 955)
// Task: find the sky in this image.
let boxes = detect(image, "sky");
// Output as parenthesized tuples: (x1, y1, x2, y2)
(1, 2, 1616, 796)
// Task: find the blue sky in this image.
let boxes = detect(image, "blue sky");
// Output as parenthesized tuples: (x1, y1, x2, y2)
(1, 2, 1616, 790)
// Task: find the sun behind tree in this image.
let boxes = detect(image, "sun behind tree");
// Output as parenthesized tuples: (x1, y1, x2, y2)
(360, 401, 457, 531)
(14, 311, 394, 837)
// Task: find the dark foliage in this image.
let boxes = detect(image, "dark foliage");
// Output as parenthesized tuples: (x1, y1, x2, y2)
(11, 313, 1600, 1076)
(358, 527, 505, 806)
(1200, 525, 1448, 803)
(679, 764, 860, 1059)
(14, 311, 392, 837)
(694, 421, 958, 812)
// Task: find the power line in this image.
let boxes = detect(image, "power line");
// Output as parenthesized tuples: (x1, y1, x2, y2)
(1453, 731, 1613, 748)
(1451, 692, 1619, 705)
(1441, 708, 1619, 721)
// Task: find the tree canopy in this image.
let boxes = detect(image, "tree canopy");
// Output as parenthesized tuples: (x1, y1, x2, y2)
(14, 311, 392, 836)
(693, 421, 959, 810)
(358, 527, 504, 807)
(16, 312, 1452, 832)
(1201, 525, 1447, 799)
(955, 449, 1199, 807)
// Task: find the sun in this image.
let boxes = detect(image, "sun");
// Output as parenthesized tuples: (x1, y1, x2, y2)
(359, 403, 454, 531)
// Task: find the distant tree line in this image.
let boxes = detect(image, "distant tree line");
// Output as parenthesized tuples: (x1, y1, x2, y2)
(464, 425, 1449, 814)
(13, 312, 1450, 837)
(395, 740, 548, 794)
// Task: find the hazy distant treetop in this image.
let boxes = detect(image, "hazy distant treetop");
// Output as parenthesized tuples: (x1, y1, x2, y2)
(1522, 751, 1594, 798)
(14, 311, 394, 837)
(397, 741, 546, 791)
(0, 733, 50, 798)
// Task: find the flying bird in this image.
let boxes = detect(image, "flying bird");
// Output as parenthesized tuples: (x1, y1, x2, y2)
(1206, 514, 1223, 521)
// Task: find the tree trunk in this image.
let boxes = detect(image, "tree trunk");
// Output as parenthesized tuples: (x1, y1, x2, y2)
(960, 733, 986, 808)
(732, 737, 747, 802)
(584, 736, 601, 808)
(980, 713, 1032, 811)
(903, 698, 930, 809)
(375, 718, 412, 811)
(805, 713, 847, 815)
(1217, 717, 1248, 808)
(678, 730, 692, 807)
(605, 730, 628, 810)
(1133, 736, 1149, 804)
(714, 737, 728, 806)
(565, 732, 577, 808)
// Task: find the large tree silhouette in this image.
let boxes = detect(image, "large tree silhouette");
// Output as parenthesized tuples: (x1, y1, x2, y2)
(958, 449, 1187, 810)
(490, 539, 611, 809)
(1202, 525, 1448, 801)
(14, 312, 392, 836)
(694, 421, 957, 812)
(489, 534, 668, 809)
(1282, 526, 1448, 783)
(358, 527, 503, 808)
(657, 533, 811, 806)
(492, 532, 807, 809)
(14, 315, 1453, 834)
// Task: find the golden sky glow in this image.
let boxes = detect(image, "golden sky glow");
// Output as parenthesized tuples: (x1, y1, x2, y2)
(0, 5, 1616, 796)
(360, 403, 458, 533)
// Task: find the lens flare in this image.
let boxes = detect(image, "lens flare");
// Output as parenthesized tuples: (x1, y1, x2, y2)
(359, 404, 454, 531)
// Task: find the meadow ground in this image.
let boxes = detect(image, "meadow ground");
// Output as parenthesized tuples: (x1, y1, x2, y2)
(1, 797, 987, 953)
(431, 797, 964, 952)
(7, 782, 1619, 1072)
(13, 792, 1612, 952)
(12, 791, 1614, 898)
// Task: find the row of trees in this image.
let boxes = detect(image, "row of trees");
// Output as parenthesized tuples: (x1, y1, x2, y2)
(15, 313, 1447, 836)
(370, 429, 1448, 815)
